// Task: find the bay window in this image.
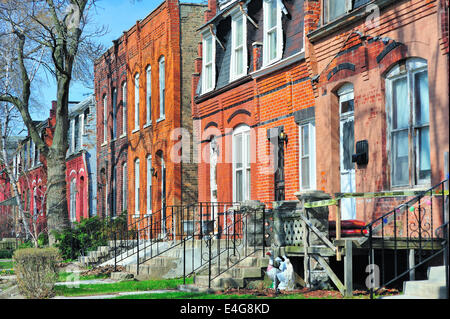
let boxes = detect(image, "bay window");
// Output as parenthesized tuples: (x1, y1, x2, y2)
(386, 58, 430, 187)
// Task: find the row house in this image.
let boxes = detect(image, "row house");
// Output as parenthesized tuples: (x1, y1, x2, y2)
(193, 0, 312, 210)
(66, 95, 97, 222)
(193, 0, 448, 227)
(95, 0, 205, 229)
(303, 0, 449, 224)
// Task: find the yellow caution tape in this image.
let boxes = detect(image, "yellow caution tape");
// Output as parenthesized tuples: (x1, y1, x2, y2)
(303, 190, 449, 208)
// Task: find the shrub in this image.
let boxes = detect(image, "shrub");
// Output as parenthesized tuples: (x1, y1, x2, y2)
(13, 248, 60, 299)
(53, 214, 129, 260)
(0, 249, 13, 259)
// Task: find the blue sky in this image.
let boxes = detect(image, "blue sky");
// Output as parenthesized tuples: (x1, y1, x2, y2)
(36, 0, 206, 120)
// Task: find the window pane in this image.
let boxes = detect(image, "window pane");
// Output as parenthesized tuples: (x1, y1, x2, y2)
(206, 38, 212, 62)
(236, 170, 243, 202)
(418, 127, 431, 179)
(414, 71, 429, 125)
(392, 130, 409, 185)
(235, 47, 243, 75)
(393, 77, 409, 130)
(246, 132, 251, 167)
(235, 134, 242, 168)
(246, 168, 251, 200)
(342, 120, 354, 171)
(235, 17, 243, 46)
(267, 0, 277, 28)
(301, 158, 310, 189)
(269, 31, 277, 61)
(341, 99, 354, 114)
(327, 0, 347, 21)
(301, 125, 309, 157)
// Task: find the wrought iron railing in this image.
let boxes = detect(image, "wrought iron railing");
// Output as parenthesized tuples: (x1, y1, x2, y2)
(363, 179, 449, 299)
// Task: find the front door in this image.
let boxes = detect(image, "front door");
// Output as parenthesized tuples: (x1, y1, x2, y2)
(161, 157, 166, 236)
(339, 84, 356, 220)
(274, 133, 285, 201)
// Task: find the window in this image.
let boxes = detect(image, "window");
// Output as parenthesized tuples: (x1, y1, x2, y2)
(146, 66, 152, 125)
(103, 95, 107, 143)
(74, 116, 80, 150)
(134, 158, 140, 216)
(147, 155, 152, 214)
(70, 178, 77, 222)
(299, 122, 316, 190)
(122, 162, 127, 212)
(70, 119, 75, 153)
(232, 125, 251, 202)
(134, 73, 140, 130)
(30, 140, 35, 167)
(323, 0, 351, 24)
(263, 0, 283, 66)
(111, 165, 116, 217)
(386, 58, 431, 187)
(230, 12, 247, 80)
(80, 113, 85, 146)
(159, 57, 165, 120)
(202, 32, 215, 93)
(122, 82, 127, 136)
(112, 88, 117, 139)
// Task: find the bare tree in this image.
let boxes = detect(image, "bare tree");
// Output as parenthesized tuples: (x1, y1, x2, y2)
(0, 0, 105, 245)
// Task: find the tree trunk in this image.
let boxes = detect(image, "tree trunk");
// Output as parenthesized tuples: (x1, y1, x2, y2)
(46, 148, 70, 245)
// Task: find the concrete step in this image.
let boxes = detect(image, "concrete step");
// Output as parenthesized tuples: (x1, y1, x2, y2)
(403, 280, 447, 299)
(427, 266, 447, 282)
(194, 275, 245, 289)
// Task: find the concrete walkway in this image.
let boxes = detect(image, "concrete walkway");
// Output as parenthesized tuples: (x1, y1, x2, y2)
(55, 279, 118, 286)
(52, 289, 176, 299)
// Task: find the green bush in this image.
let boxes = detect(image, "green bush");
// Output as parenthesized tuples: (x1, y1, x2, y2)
(13, 248, 60, 299)
(53, 214, 129, 260)
(0, 249, 13, 259)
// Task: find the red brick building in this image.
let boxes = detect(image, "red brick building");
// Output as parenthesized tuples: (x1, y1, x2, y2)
(193, 0, 448, 228)
(304, 0, 449, 224)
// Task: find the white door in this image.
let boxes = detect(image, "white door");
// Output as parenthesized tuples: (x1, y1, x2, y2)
(338, 84, 356, 220)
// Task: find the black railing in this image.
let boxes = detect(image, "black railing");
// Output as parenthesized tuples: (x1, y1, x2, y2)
(112, 202, 241, 274)
(364, 179, 449, 299)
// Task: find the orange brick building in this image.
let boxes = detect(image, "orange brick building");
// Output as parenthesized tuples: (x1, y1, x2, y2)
(95, 1, 206, 229)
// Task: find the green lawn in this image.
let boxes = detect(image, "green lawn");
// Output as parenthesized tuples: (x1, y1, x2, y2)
(57, 272, 110, 282)
(55, 277, 194, 297)
(111, 291, 334, 299)
(0, 261, 13, 269)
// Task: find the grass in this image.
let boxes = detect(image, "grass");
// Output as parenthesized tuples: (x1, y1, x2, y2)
(111, 291, 333, 299)
(55, 277, 194, 297)
(57, 272, 110, 282)
(0, 261, 14, 269)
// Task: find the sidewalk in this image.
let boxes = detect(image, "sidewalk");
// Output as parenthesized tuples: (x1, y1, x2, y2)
(52, 289, 175, 299)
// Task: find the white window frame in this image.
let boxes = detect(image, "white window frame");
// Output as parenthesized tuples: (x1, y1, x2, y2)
(146, 66, 152, 126)
(80, 113, 85, 147)
(70, 178, 77, 222)
(299, 122, 316, 190)
(202, 31, 216, 94)
(386, 58, 431, 188)
(158, 57, 166, 121)
(112, 88, 117, 139)
(146, 155, 152, 214)
(103, 95, 107, 143)
(122, 162, 127, 212)
(232, 125, 251, 202)
(122, 81, 127, 136)
(230, 10, 247, 81)
(263, 0, 283, 67)
(70, 118, 75, 153)
(134, 73, 140, 131)
(134, 158, 140, 217)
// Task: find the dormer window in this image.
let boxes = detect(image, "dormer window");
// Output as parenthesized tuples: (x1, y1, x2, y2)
(202, 31, 215, 94)
(230, 11, 247, 81)
(323, 0, 352, 24)
(263, 0, 283, 66)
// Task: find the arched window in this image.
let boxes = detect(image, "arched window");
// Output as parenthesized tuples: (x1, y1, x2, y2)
(386, 58, 430, 186)
(232, 125, 251, 202)
(146, 66, 152, 125)
(70, 178, 77, 222)
(134, 73, 140, 130)
(158, 57, 165, 120)
(122, 81, 127, 136)
(146, 155, 152, 214)
(134, 158, 140, 216)
(103, 94, 107, 143)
